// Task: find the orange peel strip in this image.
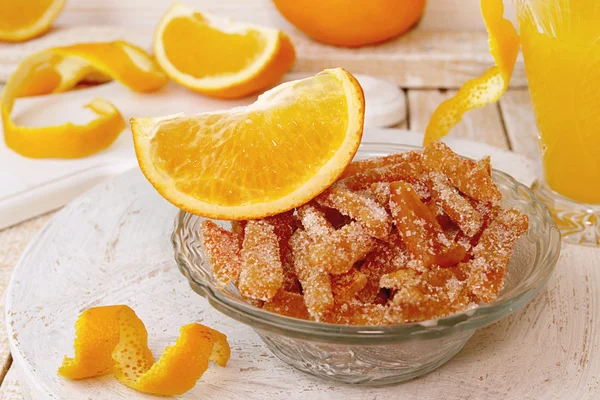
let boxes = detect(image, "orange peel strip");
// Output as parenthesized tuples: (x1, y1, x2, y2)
(2, 41, 168, 158)
(58, 305, 230, 396)
(423, 0, 520, 144)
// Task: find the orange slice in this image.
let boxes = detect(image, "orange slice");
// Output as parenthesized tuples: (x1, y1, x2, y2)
(132, 68, 365, 220)
(153, 2, 295, 99)
(423, 0, 520, 145)
(2, 41, 168, 158)
(58, 305, 230, 396)
(0, 0, 65, 42)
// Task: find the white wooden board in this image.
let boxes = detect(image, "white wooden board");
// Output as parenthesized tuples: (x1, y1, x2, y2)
(0, 74, 404, 229)
(0, 27, 527, 87)
(7, 131, 597, 399)
(52, 0, 516, 32)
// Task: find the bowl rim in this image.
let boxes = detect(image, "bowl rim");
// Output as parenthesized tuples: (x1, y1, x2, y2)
(172, 142, 562, 344)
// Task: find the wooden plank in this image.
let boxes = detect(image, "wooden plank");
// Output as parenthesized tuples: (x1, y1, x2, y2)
(0, 213, 56, 387)
(53, 0, 516, 32)
(0, 365, 23, 400)
(407, 89, 510, 149)
(499, 89, 541, 163)
(392, 90, 409, 130)
(0, 27, 527, 88)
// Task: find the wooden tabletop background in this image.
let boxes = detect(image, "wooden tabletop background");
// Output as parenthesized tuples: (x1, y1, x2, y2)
(0, 0, 597, 398)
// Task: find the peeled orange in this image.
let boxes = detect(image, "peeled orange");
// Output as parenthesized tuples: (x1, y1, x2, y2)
(0, 0, 65, 42)
(273, 0, 426, 47)
(132, 68, 365, 220)
(153, 2, 295, 99)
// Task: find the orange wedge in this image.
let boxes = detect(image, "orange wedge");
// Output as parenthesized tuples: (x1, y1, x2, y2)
(2, 41, 168, 158)
(132, 68, 365, 220)
(153, 2, 295, 99)
(0, 0, 65, 42)
(423, 0, 520, 144)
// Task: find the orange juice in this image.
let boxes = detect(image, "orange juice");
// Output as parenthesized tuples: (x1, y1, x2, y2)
(517, 1, 600, 204)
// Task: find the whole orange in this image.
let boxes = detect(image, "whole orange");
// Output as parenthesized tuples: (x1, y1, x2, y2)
(272, 0, 427, 47)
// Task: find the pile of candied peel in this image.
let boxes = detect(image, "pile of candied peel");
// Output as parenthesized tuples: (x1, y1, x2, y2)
(201, 141, 529, 325)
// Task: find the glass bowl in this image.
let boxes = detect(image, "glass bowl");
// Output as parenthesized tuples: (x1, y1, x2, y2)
(172, 143, 561, 385)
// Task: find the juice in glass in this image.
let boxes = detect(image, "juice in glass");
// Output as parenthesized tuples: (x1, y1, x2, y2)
(517, 0, 600, 204)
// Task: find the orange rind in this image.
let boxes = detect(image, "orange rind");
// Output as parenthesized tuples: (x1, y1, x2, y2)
(423, 0, 520, 144)
(58, 305, 230, 396)
(239, 220, 284, 301)
(200, 142, 528, 325)
(2, 41, 167, 158)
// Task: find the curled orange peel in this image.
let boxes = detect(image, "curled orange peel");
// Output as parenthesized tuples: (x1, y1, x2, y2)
(1, 41, 168, 159)
(58, 305, 230, 396)
(423, 0, 520, 145)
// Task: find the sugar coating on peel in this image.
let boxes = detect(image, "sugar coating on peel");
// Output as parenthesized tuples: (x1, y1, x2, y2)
(264, 211, 300, 293)
(330, 268, 368, 303)
(280, 248, 301, 293)
(199, 141, 529, 326)
(478, 155, 492, 176)
(231, 220, 247, 243)
(297, 203, 334, 237)
(340, 151, 422, 179)
(307, 221, 376, 274)
(263, 290, 310, 320)
(388, 181, 466, 269)
(317, 185, 392, 239)
(381, 266, 474, 323)
(264, 211, 296, 249)
(338, 153, 423, 191)
(200, 220, 242, 288)
(289, 230, 334, 320)
(325, 301, 388, 325)
(427, 172, 483, 237)
(423, 141, 501, 203)
(368, 182, 391, 209)
(356, 238, 403, 303)
(238, 220, 284, 301)
(467, 208, 528, 303)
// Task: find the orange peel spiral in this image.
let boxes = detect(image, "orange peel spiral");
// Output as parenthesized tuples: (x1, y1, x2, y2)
(2, 41, 168, 158)
(423, 0, 520, 144)
(58, 305, 230, 396)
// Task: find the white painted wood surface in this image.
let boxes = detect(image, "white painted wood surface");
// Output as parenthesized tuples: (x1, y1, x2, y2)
(0, 0, 524, 86)
(1, 1, 598, 397)
(0, 365, 25, 400)
(0, 213, 55, 376)
(11, 131, 596, 400)
(52, 0, 516, 32)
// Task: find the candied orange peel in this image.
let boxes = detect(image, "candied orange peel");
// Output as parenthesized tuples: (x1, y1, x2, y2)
(200, 141, 529, 325)
(2, 41, 167, 158)
(58, 305, 230, 396)
(423, 0, 520, 144)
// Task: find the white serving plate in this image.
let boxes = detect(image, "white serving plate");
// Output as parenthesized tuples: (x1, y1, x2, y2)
(7, 131, 596, 399)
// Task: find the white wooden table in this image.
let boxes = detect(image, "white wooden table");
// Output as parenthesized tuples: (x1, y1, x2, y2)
(0, 1, 598, 398)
